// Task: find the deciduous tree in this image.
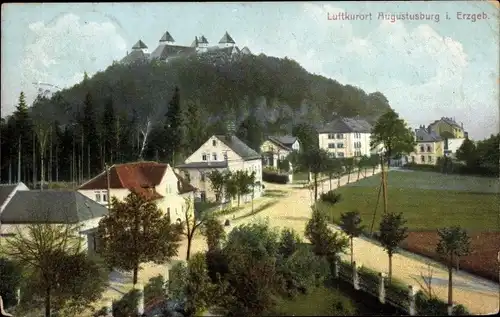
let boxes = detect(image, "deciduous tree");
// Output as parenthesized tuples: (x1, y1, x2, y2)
(207, 170, 225, 203)
(339, 210, 365, 265)
(377, 212, 408, 282)
(97, 191, 182, 285)
(298, 148, 330, 202)
(436, 226, 471, 312)
(179, 197, 206, 261)
(201, 216, 226, 251)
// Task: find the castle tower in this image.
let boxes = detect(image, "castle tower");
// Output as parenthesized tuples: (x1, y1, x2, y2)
(199, 35, 209, 48)
(159, 31, 175, 45)
(218, 31, 235, 48)
(191, 36, 199, 48)
(131, 40, 149, 54)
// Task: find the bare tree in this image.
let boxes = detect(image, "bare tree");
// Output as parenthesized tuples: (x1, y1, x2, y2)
(412, 263, 436, 299)
(180, 197, 207, 261)
(32, 112, 51, 191)
(138, 116, 152, 160)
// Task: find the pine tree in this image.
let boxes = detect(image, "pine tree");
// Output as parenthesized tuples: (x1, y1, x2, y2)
(12, 92, 33, 183)
(101, 98, 117, 164)
(165, 87, 185, 164)
(184, 99, 205, 154)
(82, 92, 99, 177)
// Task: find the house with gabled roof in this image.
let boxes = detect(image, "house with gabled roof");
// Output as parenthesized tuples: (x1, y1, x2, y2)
(176, 134, 263, 203)
(318, 117, 375, 158)
(260, 135, 300, 169)
(0, 190, 108, 255)
(428, 117, 467, 139)
(78, 161, 196, 223)
(120, 39, 151, 64)
(405, 126, 444, 165)
(0, 182, 29, 214)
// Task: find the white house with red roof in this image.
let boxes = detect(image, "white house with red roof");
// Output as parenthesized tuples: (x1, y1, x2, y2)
(78, 161, 196, 223)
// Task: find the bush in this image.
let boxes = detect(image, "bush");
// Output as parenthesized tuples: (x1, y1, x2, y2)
(0, 257, 23, 309)
(452, 304, 470, 315)
(263, 170, 289, 184)
(144, 275, 166, 305)
(357, 266, 379, 295)
(384, 279, 409, 308)
(112, 289, 141, 317)
(415, 290, 448, 315)
(320, 191, 342, 205)
(404, 163, 438, 172)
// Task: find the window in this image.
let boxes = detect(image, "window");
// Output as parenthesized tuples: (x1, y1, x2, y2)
(337, 143, 344, 148)
(328, 143, 335, 149)
(102, 193, 108, 202)
(95, 192, 101, 202)
(427, 145, 431, 152)
(337, 152, 345, 157)
(355, 150, 361, 156)
(328, 133, 335, 139)
(421, 155, 425, 163)
(200, 191, 206, 202)
(223, 153, 228, 161)
(354, 133, 361, 139)
(212, 153, 218, 161)
(336, 133, 343, 139)
(202, 154, 207, 161)
(420, 146, 425, 153)
(200, 173, 205, 181)
(411, 156, 415, 163)
(428, 156, 433, 163)
(354, 142, 361, 149)
(212, 140, 217, 146)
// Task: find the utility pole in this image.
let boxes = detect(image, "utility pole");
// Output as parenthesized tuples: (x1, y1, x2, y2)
(381, 153, 388, 214)
(105, 163, 111, 210)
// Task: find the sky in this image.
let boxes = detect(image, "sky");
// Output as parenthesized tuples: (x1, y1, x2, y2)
(1, 1, 499, 140)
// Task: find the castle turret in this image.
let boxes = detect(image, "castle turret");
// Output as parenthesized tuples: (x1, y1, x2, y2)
(132, 40, 148, 54)
(159, 31, 175, 45)
(218, 31, 235, 48)
(199, 35, 209, 48)
(191, 36, 199, 47)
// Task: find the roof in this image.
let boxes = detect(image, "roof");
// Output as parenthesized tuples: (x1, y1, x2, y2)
(267, 135, 297, 151)
(0, 184, 17, 208)
(318, 117, 373, 134)
(132, 40, 148, 49)
(200, 35, 208, 44)
(176, 161, 228, 169)
(78, 161, 194, 198)
(215, 135, 261, 160)
(150, 44, 196, 60)
(120, 50, 149, 64)
(415, 127, 442, 142)
(0, 191, 108, 224)
(219, 31, 235, 44)
(191, 36, 199, 47)
(429, 117, 462, 130)
(159, 31, 175, 43)
(241, 46, 252, 55)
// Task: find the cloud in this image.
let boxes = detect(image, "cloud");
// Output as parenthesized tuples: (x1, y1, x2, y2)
(19, 13, 126, 103)
(258, 3, 494, 138)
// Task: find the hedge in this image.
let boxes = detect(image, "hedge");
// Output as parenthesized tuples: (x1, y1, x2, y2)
(263, 170, 289, 184)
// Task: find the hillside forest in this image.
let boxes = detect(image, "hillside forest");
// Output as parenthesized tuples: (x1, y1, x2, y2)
(0, 53, 392, 186)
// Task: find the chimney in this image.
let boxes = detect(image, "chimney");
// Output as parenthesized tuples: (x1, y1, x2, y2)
(461, 122, 463, 129)
(126, 50, 129, 56)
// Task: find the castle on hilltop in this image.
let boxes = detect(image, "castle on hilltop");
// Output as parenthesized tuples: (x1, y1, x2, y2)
(120, 31, 252, 64)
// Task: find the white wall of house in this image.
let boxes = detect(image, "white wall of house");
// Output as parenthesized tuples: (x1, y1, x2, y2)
(78, 188, 129, 206)
(407, 141, 444, 165)
(260, 140, 291, 168)
(185, 135, 241, 166)
(319, 132, 373, 158)
(183, 167, 227, 202)
(0, 183, 29, 214)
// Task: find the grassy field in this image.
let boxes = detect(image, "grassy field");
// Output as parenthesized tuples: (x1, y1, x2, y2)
(272, 286, 356, 316)
(319, 170, 499, 231)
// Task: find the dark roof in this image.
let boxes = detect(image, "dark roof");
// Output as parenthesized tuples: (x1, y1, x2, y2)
(200, 35, 208, 44)
(120, 50, 149, 64)
(132, 40, 148, 49)
(176, 161, 228, 169)
(215, 135, 261, 160)
(219, 31, 235, 44)
(0, 184, 17, 208)
(150, 44, 196, 60)
(318, 117, 372, 133)
(241, 47, 252, 55)
(429, 117, 462, 130)
(159, 31, 175, 43)
(267, 135, 297, 151)
(191, 36, 199, 47)
(415, 128, 442, 142)
(0, 191, 108, 224)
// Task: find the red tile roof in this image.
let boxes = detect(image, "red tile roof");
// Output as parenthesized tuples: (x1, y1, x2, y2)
(78, 161, 195, 199)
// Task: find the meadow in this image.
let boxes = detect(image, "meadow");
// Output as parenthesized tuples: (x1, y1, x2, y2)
(319, 170, 499, 231)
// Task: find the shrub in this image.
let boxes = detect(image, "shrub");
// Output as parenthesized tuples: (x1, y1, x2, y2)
(144, 275, 166, 305)
(263, 170, 289, 184)
(384, 279, 409, 308)
(357, 266, 379, 295)
(0, 257, 23, 309)
(112, 289, 141, 317)
(415, 290, 448, 316)
(452, 304, 470, 316)
(320, 191, 342, 205)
